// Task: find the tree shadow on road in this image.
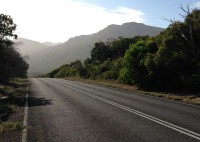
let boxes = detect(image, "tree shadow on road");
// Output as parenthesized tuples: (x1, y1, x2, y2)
(28, 97, 52, 107)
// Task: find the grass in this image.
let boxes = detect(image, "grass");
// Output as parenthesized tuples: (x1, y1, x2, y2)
(0, 77, 27, 133)
(63, 77, 200, 106)
(0, 122, 23, 133)
(0, 104, 16, 121)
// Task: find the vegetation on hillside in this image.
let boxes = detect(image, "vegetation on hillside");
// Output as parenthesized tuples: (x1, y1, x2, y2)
(0, 14, 28, 133)
(48, 8, 200, 94)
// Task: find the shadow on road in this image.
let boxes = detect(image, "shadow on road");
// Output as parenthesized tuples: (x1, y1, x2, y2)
(29, 97, 52, 107)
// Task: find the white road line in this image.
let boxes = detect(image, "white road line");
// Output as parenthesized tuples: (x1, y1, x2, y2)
(54, 80, 200, 141)
(61, 79, 200, 108)
(22, 81, 29, 142)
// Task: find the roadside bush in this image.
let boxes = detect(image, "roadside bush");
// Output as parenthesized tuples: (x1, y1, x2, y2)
(55, 66, 77, 78)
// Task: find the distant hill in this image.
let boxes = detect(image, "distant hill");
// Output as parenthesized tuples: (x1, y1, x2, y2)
(26, 22, 164, 75)
(16, 38, 49, 56)
(43, 42, 62, 46)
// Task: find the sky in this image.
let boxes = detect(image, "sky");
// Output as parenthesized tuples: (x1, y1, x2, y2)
(0, 0, 200, 43)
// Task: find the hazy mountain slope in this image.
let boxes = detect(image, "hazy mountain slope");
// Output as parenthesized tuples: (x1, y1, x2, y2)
(16, 38, 49, 56)
(43, 42, 62, 46)
(29, 22, 164, 74)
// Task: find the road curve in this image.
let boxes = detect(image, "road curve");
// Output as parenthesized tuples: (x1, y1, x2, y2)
(27, 78, 200, 142)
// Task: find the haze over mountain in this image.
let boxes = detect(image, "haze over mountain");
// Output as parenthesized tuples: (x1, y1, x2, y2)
(16, 38, 49, 56)
(43, 42, 62, 46)
(19, 22, 164, 75)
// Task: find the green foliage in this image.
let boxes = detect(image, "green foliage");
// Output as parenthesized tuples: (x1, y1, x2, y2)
(70, 60, 85, 76)
(48, 60, 85, 78)
(0, 14, 28, 83)
(0, 14, 17, 40)
(120, 8, 200, 91)
(47, 8, 200, 93)
(119, 39, 150, 86)
(91, 42, 110, 63)
(84, 58, 92, 66)
(0, 122, 23, 133)
(48, 36, 139, 80)
(85, 65, 102, 79)
(90, 36, 149, 64)
(100, 71, 116, 80)
(55, 66, 77, 78)
(0, 78, 27, 123)
(0, 40, 29, 83)
(47, 68, 60, 78)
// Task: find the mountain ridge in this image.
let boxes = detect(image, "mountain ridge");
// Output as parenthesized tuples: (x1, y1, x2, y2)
(18, 22, 164, 75)
(43, 41, 62, 46)
(16, 38, 49, 56)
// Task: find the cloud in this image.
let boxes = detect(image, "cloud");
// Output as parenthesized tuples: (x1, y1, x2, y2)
(191, 2, 200, 8)
(0, 0, 145, 42)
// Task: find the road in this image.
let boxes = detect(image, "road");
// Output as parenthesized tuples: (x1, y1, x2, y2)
(27, 78, 200, 142)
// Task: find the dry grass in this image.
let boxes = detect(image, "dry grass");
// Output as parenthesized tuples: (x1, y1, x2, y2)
(0, 77, 27, 133)
(64, 77, 200, 106)
(0, 122, 23, 133)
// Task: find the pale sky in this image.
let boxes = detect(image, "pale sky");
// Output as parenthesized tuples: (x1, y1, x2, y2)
(0, 0, 200, 43)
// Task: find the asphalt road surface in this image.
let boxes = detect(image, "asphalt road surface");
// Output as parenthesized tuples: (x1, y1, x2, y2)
(27, 78, 200, 142)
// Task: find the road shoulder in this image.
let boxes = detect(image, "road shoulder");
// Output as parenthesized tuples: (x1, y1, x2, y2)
(61, 77, 200, 106)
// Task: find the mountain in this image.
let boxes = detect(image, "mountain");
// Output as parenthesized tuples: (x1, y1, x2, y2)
(16, 38, 49, 56)
(27, 22, 164, 75)
(43, 42, 62, 46)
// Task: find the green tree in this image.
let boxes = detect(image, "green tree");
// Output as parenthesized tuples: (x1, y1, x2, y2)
(55, 66, 77, 78)
(119, 8, 200, 91)
(91, 42, 110, 63)
(109, 36, 149, 60)
(0, 14, 28, 83)
(48, 68, 61, 78)
(119, 39, 149, 85)
(0, 14, 17, 40)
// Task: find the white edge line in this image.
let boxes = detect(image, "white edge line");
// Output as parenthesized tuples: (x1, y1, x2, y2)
(22, 79, 29, 142)
(54, 80, 200, 141)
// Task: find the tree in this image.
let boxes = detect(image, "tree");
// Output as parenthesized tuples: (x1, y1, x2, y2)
(70, 60, 85, 77)
(70, 60, 82, 71)
(110, 36, 150, 60)
(164, 6, 200, 59)
(91, 42, 110, 63)
(144, 8, 200, 91)
(119, 39, 150, 86)
(0, 14, 17, 40)
(0, 14, 28, 83)
(0, 41, 29, 82)
(55, 65, 77, 78)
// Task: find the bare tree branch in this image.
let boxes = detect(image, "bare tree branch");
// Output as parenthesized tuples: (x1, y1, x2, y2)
(180, 4, 190, 15)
